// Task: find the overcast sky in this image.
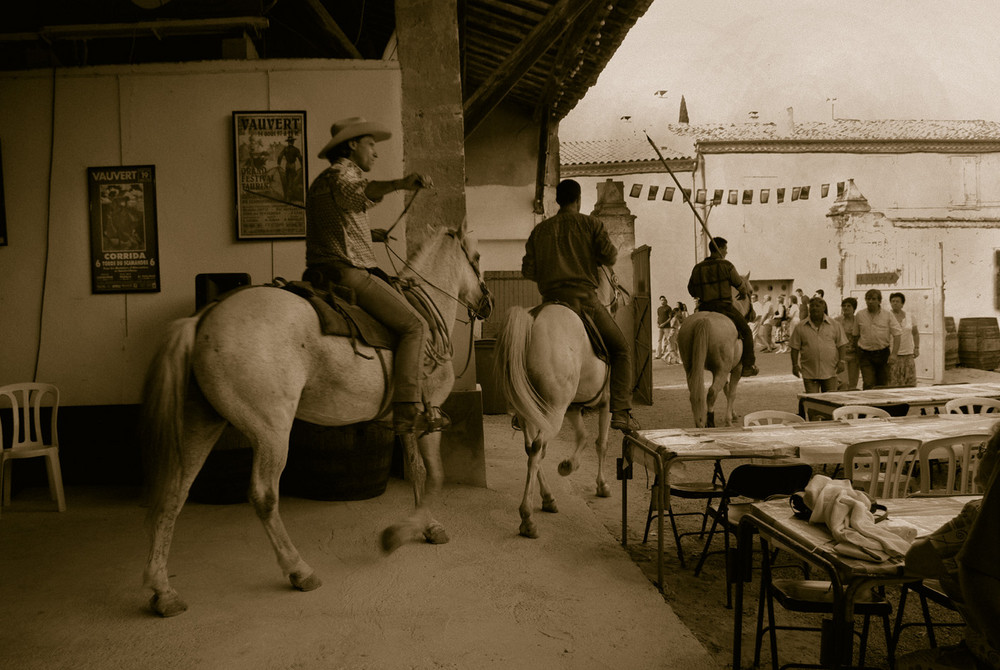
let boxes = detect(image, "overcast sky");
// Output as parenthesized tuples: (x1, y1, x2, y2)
(561, 0, 1000, 140)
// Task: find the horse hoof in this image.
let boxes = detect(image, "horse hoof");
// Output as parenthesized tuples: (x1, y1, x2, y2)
(424, 523, 450, 545)
(542, 498, 558, 513)
(149, 592, 188, 618)
(557, 460, 574, 476)
(596, 482, 612, 498)
(381, 524, 411, 554)
(519, 520, 538, 538)
(290, 571, 322, 592)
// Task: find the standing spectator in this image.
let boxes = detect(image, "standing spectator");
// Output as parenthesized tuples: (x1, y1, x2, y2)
(655, 296, 672, 359)
(772, 295, 788, 352)
(783, 295, 801, 353)
(855, 288, 901, 389)
(888, 291, 920, 387)
(790, 297, 846, 392)
(666, 302, 687, 364)
(834, 297, 861, 391)
(794, 288, 809, 321)
(750, 292, 763, 350)
(757, 295, 775, 352)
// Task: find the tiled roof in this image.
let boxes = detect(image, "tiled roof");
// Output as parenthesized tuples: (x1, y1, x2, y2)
(560, 137, 692, 166)
(665, 119, 1000, 143)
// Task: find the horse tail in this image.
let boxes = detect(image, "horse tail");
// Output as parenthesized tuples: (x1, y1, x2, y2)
(687, 318, 710, 425)
(141, 314, 201, 519)
(495, 307, 558, 437)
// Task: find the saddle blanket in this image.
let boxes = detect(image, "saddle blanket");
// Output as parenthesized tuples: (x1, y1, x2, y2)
(280, 281, 395, 350)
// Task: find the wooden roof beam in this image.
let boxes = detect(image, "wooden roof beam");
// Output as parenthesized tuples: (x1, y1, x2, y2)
(463, 0, 605, 138)
(300, 0, 363, 59)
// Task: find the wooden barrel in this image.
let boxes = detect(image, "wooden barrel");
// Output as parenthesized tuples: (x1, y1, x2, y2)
(282, 420, 396, 501)
(958, 317, 1000, 371)
(945, 316, 959, 369)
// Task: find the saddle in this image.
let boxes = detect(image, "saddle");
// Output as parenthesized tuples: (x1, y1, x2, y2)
(278, 279, 396, 351)
(531, 300, 610, 364)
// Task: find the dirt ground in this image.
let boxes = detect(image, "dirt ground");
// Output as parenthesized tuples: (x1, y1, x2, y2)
(499, 348, 977, 669)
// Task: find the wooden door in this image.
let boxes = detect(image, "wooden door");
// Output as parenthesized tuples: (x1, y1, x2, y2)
(842, 241, 944, 383)
(631, 245, 653, 405)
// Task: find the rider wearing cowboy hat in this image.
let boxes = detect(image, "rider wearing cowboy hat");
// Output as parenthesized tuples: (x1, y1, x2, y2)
(305, 116, 439, 435)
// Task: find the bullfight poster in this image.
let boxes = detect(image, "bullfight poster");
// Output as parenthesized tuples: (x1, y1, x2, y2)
(233, 110, 307, 239)
(87, 165, 160, 293)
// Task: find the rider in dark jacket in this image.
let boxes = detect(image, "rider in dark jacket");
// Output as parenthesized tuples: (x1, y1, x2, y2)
(687, 236, 758, 377)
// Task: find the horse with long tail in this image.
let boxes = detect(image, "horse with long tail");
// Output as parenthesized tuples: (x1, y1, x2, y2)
(494, 277, 623, 539)
(677, 275, 752, 428)
(141, 220, 491, 616)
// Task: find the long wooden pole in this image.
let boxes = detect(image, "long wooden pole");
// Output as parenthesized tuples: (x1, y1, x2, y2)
(644, 131, 720, 255)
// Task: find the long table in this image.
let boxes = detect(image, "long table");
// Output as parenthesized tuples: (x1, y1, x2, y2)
(618, 414, 997, 590)
(798, 382, 1000, 420)
(732, 495, 978, 669)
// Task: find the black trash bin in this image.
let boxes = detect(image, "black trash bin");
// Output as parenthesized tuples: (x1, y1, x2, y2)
(474, 339, 507, 414)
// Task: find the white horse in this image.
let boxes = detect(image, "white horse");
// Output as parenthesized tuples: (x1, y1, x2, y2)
(677, 276, 751, 427)
(141, 221, 491, 616)
(495, 282, 623, 538)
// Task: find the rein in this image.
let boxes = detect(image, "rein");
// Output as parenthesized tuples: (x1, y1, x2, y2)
(380, 235, 490, 379)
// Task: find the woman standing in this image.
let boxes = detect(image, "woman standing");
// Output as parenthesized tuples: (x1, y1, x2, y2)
(888, 291, 920, 387)
(834, 297, 861, 390)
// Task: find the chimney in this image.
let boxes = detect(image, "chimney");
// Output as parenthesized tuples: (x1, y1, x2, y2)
(678, 95, 689, 124)
(780, 106, 795, 136)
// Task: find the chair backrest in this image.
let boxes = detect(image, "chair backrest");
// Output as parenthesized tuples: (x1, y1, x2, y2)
(915, 434, 989, 495)
(944, 396, 1000, 416)
(842, 438, 921, 499)
(743, 410, 805, 427)
(832, 405, 891, 420)
(0, 383, 60, 451)
(723, 463, 815, 501)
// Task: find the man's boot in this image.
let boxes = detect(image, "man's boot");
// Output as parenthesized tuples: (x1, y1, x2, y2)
(610, 409, 640, 433)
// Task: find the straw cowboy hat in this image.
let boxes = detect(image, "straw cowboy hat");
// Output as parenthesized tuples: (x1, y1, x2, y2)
(318, 117, 391, 158)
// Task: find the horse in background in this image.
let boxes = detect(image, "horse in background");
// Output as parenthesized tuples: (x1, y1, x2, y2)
(495, 272, 626, 539)
(678, 274, 752, 427)
(141, 221, 491, 616)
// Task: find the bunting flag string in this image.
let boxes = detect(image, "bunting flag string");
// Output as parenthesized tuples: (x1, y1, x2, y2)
(623, 179, 847, 205)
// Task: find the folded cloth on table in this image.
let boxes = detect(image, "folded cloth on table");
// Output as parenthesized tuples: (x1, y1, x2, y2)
(803, 474, 913, 562)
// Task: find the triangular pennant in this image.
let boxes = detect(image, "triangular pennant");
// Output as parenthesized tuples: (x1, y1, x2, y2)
(728, 190, 738, 205)
(800, 185, 810, 200)
(629, 184, 642, 198)
(821, 184, 830, 198)
(760, 189, 770, 204)
(662, 186, 675, 201)
(791, 187, 801, 201)
(837, 181, 845, 199)
(713, 189, 724, 205)
(696, 189, 706, 204)
(742, 189, 753, 205)
(648, 185, 659, 200)
(777, 188, 785, 203)
(682, 188, 691, 202)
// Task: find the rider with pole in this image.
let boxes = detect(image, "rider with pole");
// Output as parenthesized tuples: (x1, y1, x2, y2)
(521, 178, 640, 433)
(687, 236, 759, 377)
(305, 116, 441, 435)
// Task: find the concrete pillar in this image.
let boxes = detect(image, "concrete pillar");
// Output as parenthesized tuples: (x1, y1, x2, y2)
(395, 0, 485, 487)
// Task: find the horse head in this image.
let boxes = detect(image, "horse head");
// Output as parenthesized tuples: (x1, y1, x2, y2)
(732, 270, 751, 318)
(408, 219, 492, 322)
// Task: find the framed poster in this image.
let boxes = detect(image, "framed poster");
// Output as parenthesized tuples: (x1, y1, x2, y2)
(232, 110, 307, 239)
(87, 165, 160, 293)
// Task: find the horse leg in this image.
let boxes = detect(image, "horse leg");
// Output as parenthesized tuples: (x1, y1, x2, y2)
(594, 403, 613, 498)
(536, 442, 558, 513)
(144, 395, 226, 617)
(557, 408, 585, 477)
(725, 372, 742, 426)
(380, 431, 449, 552)
(707, 372, 730, 428)
(246, 426, 320, 592)
(518, 429, 546, 538)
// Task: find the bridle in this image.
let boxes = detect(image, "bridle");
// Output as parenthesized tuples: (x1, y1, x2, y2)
(382, 229, 494, 377)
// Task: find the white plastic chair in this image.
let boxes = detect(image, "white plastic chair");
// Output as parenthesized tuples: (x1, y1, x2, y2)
(832, 405, 891, 421)
(0, 383, 66, 516)
(912, 434, 989, 496)
(943, 396, 1000, 416)
(842, 438, 921, 499)
(743, 410, 805, 427)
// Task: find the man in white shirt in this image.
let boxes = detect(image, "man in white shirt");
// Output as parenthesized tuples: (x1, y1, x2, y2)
(790, 297, 847, 392)
(854, 288, 902, 389)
